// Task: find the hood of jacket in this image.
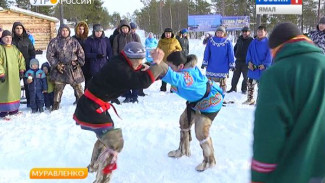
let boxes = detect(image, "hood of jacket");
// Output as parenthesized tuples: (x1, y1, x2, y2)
(41, 62, 51, 73)
(57, 24, 71, 38)
(74, 21, 89, 40)
(119, 20, 131, 33)
(12, 22, 28, 38)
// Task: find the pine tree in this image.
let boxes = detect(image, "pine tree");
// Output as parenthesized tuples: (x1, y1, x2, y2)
(0, 0, 8, 8)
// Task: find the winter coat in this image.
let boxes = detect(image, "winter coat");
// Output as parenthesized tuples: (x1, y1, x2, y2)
(72, 22, 90, 81)
(202, 36, 235, 78)
(130, 32, 141, 43)
(112, 20, 136, 56)
(109, 28, 120, 47)
(145, 37, 158, 62)
(246, 37, 272, 80)
(157, 37, 182, 62)
(176, 36, 189, 56)
(24, 69, 47, 93)
(145, 37, 158, 48)
(308, 28, 325, 53)
(41, 62, 54, 93)
(46, 25, 85, 85)
(84, 32, 112, 76)
(28, 34, 35, 46)
(0, 44, 26, 112)
(234, 35, 253, 62)
(12, 22, 35, 71)
(73, 51, 166, 131)
(162, 58, 223, 113)
(252, 40, 325, 183)
(72, 21, 89, 49)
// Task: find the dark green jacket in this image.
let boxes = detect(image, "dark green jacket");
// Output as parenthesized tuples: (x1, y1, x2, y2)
(252, 40, 325, 183)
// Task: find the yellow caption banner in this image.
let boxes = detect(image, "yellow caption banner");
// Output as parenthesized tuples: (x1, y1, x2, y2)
(30, 168, 88, 179)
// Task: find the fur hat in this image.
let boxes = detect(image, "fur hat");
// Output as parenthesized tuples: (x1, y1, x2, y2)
(269, 22, 302, 49)
(216, 26, 226, 33)
(123, 42, 146, 59)
(1, 30, 11, 38)
(130, 22, 137, 29)
(166, 51, 187, 66)
(29, 58, 39, 68)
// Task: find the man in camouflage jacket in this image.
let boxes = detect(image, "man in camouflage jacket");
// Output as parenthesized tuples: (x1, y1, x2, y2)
(46, 24, 85, 111)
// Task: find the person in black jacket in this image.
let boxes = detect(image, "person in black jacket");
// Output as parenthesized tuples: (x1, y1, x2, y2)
(73, 42, 167, 183)
(12, 22, 36, 107)
(227, 26, 253, 94)
(72, 21, 89, 104)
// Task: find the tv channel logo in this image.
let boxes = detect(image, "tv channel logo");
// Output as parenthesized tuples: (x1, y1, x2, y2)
(30, 0, 59, 6)
(256, 0, 302, 14)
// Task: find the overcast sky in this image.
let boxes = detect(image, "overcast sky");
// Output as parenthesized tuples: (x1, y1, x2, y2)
(103, 0, 144, 17)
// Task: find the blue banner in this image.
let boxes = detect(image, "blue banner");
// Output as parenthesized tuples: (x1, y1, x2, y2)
(256, 0, 291, 5)
(188, 15, 222, 32)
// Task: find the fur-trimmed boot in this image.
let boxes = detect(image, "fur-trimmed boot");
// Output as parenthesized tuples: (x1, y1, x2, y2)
(168, 129, 191, 158)
(195, 137, 216, 172)
(93, 129, 124, 183)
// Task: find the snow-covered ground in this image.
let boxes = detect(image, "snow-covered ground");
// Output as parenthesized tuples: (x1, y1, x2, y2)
(0, 32, 256, 183)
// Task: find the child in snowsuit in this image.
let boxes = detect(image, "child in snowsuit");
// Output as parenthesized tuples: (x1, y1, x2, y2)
(25, 59, 47, 113)
(41, 62, 54, 110)
(162, 51, 224, 171)
(73, 42, 167, 183)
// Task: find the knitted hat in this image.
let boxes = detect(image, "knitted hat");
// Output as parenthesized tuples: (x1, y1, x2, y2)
(1, 30, 12, 38)
(216, 26, 226, 33)
(93, 24, 103, 32)
(268, 22, 302, 49)
(123, 42, 146, 59)
(181, 28, 188, 34)
(164, 28, 173, 33)
(241, 26, 250, 32)
(319, 17, 325, 24)
(130, 22, 137, 29)
(166, 51, 187, 66)
(29, 58, 39, 68)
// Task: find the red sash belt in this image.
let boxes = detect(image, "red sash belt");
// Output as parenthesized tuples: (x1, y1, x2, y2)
(84, 89, 121, 119)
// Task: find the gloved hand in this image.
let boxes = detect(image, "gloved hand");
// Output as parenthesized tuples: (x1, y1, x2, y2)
(19, 72, 24, 80)
(56, 63, 65, 74)
(71, 60, 78, 71)
(97, 54, 105, 58)
(201, 65, 206, 69)
(0, 75, 5, 83)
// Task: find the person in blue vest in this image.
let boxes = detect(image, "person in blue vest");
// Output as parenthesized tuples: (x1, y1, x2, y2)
(243, 25, 272, 105)
(201, 26, 235, 93)
(162, 51, 224, 172)
(24, 59, 47, 113)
